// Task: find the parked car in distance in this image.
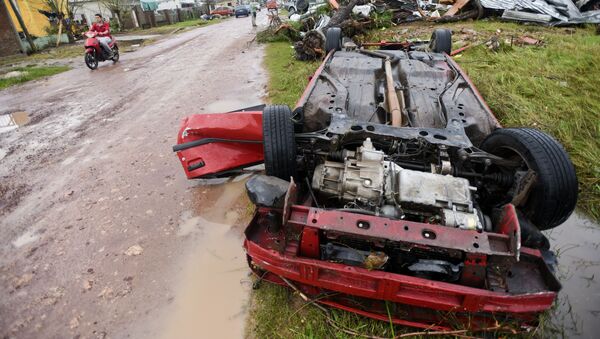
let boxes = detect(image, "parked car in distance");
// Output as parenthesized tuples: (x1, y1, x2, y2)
(283, 0, 296, 13)
(211, 6, 234, 16)
(235, 5, 250, 17)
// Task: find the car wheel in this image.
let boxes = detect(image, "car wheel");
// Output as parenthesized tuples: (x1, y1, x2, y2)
(430, 29, 452, 54)
(262, 105, 297, 181)
(325, 27, 342, 54)
(480, 128, 578, 230)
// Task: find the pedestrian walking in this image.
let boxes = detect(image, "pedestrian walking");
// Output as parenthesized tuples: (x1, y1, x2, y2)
(251, 3, 257, 27)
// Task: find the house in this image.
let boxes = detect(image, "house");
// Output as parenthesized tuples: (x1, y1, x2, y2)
(157, 0, 197, 10)
(69, 0, 114, 26)
(1, 0, 69, 54)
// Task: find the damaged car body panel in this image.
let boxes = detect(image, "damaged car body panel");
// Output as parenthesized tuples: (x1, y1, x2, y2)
(174, 111, 264, 179)
(173, 30, 577, 330)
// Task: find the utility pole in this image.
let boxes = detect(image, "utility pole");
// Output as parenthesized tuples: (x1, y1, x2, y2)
(7, 0, 36, 53)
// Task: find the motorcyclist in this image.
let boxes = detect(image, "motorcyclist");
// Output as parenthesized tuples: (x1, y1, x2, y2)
(90, 14, 112, 58)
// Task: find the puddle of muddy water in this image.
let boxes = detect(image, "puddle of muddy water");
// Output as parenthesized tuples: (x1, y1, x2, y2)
(546, 213, 600, 337)
(157, 178, 251, 339)
(0, 111, 30, 133)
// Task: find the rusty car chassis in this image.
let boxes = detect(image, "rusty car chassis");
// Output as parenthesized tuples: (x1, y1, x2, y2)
(173, 29, 577, 330)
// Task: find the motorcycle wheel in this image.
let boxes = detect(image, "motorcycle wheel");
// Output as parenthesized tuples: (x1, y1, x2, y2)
(111, 46, 119, 63)
(85, 52, 98, 70)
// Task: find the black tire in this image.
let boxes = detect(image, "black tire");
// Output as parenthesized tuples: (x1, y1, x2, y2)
(325, 27, 342, 54)
(296, 0, 309, 13)
(111, 46, 119, 62)
(85, 52, 98, 70)
(430, 29, 452, 54)
(262, 105, 297, 181)
(480, 128, 578, 230)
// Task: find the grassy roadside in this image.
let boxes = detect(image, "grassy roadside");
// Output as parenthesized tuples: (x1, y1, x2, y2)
(0, 66, 70, 89)
(0, 45, 81, 68)
(251, 21, 599, 338)
(264, 41, 320, 106)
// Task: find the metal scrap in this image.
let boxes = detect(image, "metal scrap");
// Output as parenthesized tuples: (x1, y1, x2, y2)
(375, 0, 600, 24)
(480, 0, 600, 23)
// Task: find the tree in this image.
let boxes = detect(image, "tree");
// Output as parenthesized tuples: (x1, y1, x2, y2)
(100, 0, 131, 31)
(43, 0, 73, 45)
(7, 0, 36, 52)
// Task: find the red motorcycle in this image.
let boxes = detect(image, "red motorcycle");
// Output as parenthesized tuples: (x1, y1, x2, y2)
(84, 31, 119, 70)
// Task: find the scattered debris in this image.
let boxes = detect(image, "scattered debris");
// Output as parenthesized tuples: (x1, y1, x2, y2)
(486, 35, 501, 51)
(516, 35, 544, 45)
(124, 244, 143, 256)
(480, 0, 600, 24)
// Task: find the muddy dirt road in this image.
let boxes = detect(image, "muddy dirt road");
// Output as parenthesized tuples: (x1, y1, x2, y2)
(1, 17, 265, 339)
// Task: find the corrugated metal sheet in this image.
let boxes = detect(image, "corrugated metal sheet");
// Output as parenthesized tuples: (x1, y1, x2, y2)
(480, 0, 516, 9)
(480, 0, 600, 23)
(501, 9, 553, 22)
(515, 0, 568, 21)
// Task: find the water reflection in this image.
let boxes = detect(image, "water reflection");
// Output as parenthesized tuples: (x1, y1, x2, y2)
(547, 213, 600, 337)
(0, 111, 30, 133)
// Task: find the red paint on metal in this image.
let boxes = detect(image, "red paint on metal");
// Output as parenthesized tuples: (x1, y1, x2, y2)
(294, 51, 333, 109)
(175, 111, 264, 179)
(299, 227, 320, 258)
(245, 239, 557, 314)
(460, 253, 487, 287)
(292, 206, 516, 258)
(244, 204, 557, 328)
(450, 44, 472, 56)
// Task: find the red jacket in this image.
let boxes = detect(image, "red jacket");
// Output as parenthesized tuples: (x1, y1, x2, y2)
(90, 22, 110, 37)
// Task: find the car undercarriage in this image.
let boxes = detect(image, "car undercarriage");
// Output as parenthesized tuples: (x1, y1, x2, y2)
(173, 28, 578, 330)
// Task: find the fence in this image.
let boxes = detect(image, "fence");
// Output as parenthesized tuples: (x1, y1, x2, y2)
(132, 6, 209, 29)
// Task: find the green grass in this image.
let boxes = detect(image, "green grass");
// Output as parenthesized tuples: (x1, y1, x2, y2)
(248, 283, 412, 338)
(254, 21, 599, 338)
(0, 66, 70, 89)
(264, 41, 320, 107)
(0, 44, 81, 68)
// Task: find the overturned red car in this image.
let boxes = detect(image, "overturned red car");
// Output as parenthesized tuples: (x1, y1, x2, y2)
(173, 28, 577, 330)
